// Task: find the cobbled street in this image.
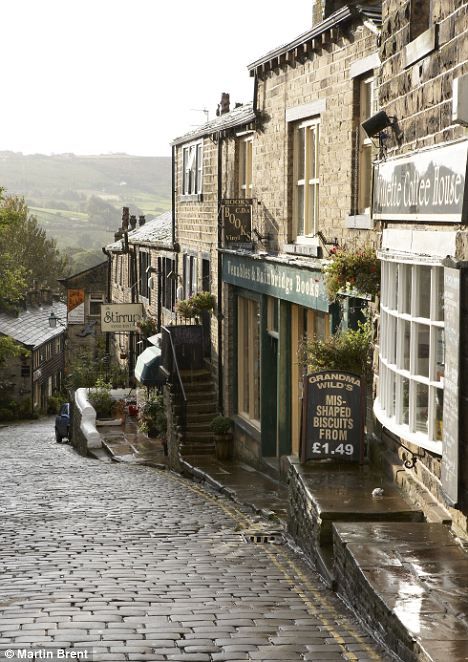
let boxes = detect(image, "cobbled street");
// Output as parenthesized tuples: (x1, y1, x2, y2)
(0, 420, 391, 662)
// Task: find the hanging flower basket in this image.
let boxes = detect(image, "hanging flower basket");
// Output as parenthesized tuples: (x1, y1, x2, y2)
(136, 316, 157, 337)
(324, 246, 380, 301)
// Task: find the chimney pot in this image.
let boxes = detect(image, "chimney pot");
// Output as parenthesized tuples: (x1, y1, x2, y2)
(139, 215, 146, 227)
(129, 215, 137, 230)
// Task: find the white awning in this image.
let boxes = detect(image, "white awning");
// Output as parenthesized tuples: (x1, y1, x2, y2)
(134, 346, 163, 385)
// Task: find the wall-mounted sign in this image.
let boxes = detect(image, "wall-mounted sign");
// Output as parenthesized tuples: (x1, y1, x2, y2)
(301, 371, 364, 463)
(441, 267, 461, 505)
(67, 289, 85, 324)
(222, 254, 330, 311)
(221, 199, 252, 243)
(100, 303, 144, 332)
(372, 141, 468, 222)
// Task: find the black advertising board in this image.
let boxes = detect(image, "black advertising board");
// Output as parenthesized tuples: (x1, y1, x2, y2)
(301, 371, 364, 463)
(221, 199, 252, 243)
(441, 268, 461, 505)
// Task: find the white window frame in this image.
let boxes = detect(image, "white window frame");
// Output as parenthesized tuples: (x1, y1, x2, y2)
(375, 256, 444, 455)
(293, 117, 320, 241)
(239, 136, 253, 198)
(89, 293, 105, 317)
(182, 141, 203, 196)
(358, 74, 377, 215)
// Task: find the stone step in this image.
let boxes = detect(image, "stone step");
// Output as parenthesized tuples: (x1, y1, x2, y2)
(333, 521, 468, 662)
(180, 443, 215, 455)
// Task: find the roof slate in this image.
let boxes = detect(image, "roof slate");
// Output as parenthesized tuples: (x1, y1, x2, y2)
(172, 102, 256, 146)
(106, 211, 172, 252)
(0, 301, 67, 349)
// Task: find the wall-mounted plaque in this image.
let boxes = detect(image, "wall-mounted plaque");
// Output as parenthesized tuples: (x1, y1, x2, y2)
(221, 199, 252, 243)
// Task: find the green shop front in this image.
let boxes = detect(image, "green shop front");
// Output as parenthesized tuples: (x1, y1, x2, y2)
(222, 252, 337, 464)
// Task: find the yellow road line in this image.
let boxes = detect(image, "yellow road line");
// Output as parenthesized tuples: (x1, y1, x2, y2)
(163, 470, 382, 660)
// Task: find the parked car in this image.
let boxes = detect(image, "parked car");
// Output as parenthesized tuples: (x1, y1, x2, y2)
(55, 403, 70, 443)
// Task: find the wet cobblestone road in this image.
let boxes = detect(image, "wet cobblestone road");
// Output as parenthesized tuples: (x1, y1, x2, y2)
(0, 420, 392, 661)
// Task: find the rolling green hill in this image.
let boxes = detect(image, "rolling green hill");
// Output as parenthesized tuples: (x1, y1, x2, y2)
(0, 152, 171, 271)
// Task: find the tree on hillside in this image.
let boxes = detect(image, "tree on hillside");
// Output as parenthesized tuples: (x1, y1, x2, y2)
(0, 196, 70, 293)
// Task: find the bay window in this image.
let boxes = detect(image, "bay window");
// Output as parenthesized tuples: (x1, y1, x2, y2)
(376, 258, 445, 453)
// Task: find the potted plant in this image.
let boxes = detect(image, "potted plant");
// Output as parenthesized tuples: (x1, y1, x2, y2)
(176, 299, 197, 323)
(88, 380, 125, 426)
(190, 292, 216, 314)
(138, 394, 167, 438)
(210, 414, 233, 460)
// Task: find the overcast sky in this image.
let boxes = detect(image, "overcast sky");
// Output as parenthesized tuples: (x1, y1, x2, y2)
(2, 0, 312, 157)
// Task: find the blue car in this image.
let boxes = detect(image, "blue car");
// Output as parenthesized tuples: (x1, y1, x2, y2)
(55, 403, 70, 443)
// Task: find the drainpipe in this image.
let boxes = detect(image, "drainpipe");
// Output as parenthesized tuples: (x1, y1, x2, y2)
(217, 133, 224, 413)
(171, 144, 176, 249)
(102, 246, 112, 365)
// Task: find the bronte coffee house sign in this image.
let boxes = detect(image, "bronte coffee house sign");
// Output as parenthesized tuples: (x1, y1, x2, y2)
(372, 141, 468, 222)
(301, 371, 364, 463)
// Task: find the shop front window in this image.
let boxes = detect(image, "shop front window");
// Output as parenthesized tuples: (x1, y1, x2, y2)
(237, 296, 260, 427)
(376, 259, 444, 453)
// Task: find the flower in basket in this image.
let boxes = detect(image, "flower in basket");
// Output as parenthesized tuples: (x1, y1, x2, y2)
(136, 316, 157, 337)
(176, 299, 197, 321)
(324, 246, 380, 300)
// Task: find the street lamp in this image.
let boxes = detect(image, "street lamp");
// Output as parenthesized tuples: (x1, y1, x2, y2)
(48, 312, 66, 328)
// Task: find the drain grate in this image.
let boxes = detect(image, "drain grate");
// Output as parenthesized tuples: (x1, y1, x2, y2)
(242, 530, 284, 545)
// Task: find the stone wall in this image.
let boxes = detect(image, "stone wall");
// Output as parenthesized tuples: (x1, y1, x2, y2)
(380, 0, 468, 158)
(253, 21, 380, 250)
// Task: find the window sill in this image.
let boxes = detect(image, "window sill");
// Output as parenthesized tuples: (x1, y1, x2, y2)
(373, 398, 442, 456)
(233, 414, 261, 441)
(345, 213, 374, 230)
(179, 194, 203, 203)
(405, 25, 438, 68)
(283, 243, 321, 257)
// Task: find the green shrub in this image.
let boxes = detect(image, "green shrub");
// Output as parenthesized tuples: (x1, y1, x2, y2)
(303, 320, 372, 378)
(210, 415, 233, 435)
(88, 378, 114, 418)
(138, 394, 166, 434)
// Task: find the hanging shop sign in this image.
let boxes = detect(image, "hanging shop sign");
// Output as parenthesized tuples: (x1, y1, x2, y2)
(221, 199, 252, 243)
(67, 289, 85, 324)
(222, 254, 329, 311)
(372, 141, 468, 222)
(100, 303, 144, 332)
(301, 371, 364, 463)
(441, 267, 461, 506)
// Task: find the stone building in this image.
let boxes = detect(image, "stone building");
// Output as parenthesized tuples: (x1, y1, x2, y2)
(371, 0, 468, 532)
(58, 261, 108, 362)
(219, 1, 381, 467)
(0, 297, 67, 415)
(104, 209, 174, 383)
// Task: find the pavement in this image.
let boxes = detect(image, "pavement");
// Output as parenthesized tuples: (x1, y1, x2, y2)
(0, 418, 391, 662)
(90, 417, 468, 662)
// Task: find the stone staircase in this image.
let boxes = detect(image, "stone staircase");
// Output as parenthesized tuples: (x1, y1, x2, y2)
(177, 369, 217, 456)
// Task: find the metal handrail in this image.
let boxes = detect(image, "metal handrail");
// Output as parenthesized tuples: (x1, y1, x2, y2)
(161, 326, 187, 432)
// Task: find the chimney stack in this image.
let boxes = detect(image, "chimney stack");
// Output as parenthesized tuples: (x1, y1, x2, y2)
(216, 92, 230, 116)
(129, 215, 137, 230)
(139, 215, 146, 227)
(122, 207, 130, 232)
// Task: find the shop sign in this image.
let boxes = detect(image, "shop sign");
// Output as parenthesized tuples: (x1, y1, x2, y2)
(67, 288, 85, 324)
(222, 254, 329, 311)
(441, 268, 461, 505)
(301, 371, 364, 463)
(372, 141, 468, 222)
(221, 199, 252, 243)
(100, 303, 144, 332)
